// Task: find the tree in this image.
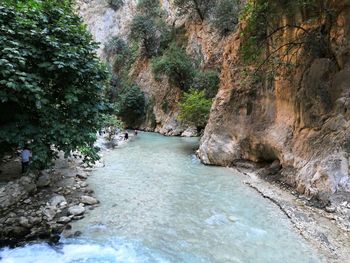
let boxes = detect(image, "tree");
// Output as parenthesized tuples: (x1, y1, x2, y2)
(104, 36, 131, 73)
(129, 14, 158, 58)
(192, 70, 220, 98)
(116, 85, 146, 127)
(173, 0, 215, 21)
(152, 44, 195, 90)
(136, 0, 162, 17)
(213, 0, 241, 36)
(178, 89, 212, 128)
(0, 1, 109, 167)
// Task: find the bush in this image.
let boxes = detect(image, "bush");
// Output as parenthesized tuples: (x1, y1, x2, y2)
(192, 70, 220, 98)
(104, 36, 131, 72)
(116, 85, 146, 127)
(130, 14, 158, 58)
(107, 0, 124, 11)
(136, 0, 162, 17)
(212, 0, 241, 36)
(178, 89, 212, 128)
(0, 0, 109, 167)
(152, 44, 195, 90)
(174, 0, 215, 21)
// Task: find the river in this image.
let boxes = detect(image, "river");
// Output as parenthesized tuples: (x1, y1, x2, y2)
(0, 132, 322, 263)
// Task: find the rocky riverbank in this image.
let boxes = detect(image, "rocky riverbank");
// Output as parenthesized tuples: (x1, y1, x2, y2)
(233, 162, 350, 263)
(0, 133, 129, 248)
(0, 155, 101, 247)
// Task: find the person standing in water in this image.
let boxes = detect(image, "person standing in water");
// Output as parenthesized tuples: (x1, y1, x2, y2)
(134, 130, 138, 136)
(124, 131, 129, 140)
(21, 145, 32, 174)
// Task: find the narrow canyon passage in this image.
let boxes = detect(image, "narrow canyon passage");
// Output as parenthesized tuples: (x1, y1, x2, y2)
(1, 133, 321, 263)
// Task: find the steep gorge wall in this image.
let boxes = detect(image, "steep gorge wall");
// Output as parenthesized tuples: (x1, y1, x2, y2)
(76, 0, 222, 135)
(199, 0, 350, 202)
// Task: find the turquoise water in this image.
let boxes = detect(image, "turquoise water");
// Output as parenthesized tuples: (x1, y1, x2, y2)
(0, 133, 322, 263)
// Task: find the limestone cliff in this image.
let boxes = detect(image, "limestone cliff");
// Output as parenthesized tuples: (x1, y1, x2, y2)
(199, 1, 350, 202)
(76, 0, 350, 200)
(76, 0, 221, 135)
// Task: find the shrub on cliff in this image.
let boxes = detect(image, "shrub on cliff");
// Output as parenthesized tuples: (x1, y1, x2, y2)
(107, 0, 124, 11)
(130, 14, 158, 58)
(116, 85, 146, 127)
(104, 36, 131, 73)
(0, 1, 109, 167)
(152, 44, 195, 91)
(212, 0, 241, 36)
(174, 0, 215, 21)
(178, 89, 212, 128)
(192, 70, 220, 98)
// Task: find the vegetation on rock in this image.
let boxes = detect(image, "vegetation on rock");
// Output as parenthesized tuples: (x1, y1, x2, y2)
(152, 44, 195, 91)
(107, 0, 124, 11)
(116, 85, 146, 128)
(174, 0, 215, 21)
(179, 89, 212, 128)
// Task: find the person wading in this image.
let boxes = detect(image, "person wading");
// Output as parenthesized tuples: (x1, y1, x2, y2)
(21, 145, 32, 174)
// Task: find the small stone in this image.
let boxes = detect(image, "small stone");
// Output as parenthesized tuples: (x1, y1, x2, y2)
(57, 216, 71, 224)
(325, 206, 336, 213)
(50, 195, 67, 207)
(80, 182, 88, 188)
(76, 173, 88, 180)
(72, 215, 84, 220)
(228, 216, 238, 222)
(19, 217, 32, 228)
(42, 207, 56, 221)
(23, 198, 31, 204)
(68, 205, 85, 216)
(80, 195, 98, 205)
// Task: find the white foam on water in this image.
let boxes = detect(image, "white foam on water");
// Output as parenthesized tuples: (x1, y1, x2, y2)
(0, 238, 170, 263)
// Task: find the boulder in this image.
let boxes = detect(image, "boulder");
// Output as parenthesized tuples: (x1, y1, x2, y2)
(36, 173, 51, 187)
(80, 195, 98, 205)
(68, 205, 85, 216)
(19, 217, 32, 228)
(50, 195, 67, 207)
(19, 176, 37, 194)
(181, 127, 198, 137)
(42, 207, 56, 221)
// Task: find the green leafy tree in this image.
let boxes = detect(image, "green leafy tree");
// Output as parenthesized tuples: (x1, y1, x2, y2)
(0, 1, 109, 167)
(136, 0, 162, 17)
(104, 36, 131, 73)
(178, 89, 212, 128)
(213, 0, 241, 36)
(174, 0, 215, 21)
(152, 44, 195, 90)
(192, 70, 220, 98)
(129, 14, 158, 58)
(116, 85, 146, 127)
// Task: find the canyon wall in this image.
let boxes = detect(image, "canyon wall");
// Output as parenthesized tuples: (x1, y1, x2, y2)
(77, 0, 350, 200)
(198, 0, 350, 202)
(77, 0, 222, 135)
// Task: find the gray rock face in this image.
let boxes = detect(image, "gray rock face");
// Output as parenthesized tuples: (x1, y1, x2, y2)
(68, 205, 85, 216)
(49, 195, 67, 207)
(80, 195, 98, 205)
(198, 2, 350, 202)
